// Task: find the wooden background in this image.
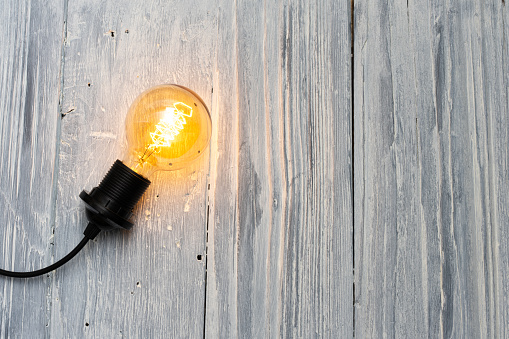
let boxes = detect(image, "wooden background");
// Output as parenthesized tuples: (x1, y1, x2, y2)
(0, 0, 507, 338)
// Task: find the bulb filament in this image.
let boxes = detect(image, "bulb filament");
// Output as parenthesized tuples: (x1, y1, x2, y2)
(149, 103, 192, 148)
(135, 102, 193, 168)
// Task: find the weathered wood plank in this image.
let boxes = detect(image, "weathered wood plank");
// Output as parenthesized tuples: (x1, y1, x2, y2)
(205, 0, 352, 337)
(0, 0, 64, 337)
(49, 1, 214, 337)
(354, 0, 507, 337)
(496, 5, 509, 339)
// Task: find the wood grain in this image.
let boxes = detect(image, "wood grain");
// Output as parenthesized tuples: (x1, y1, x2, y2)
(494, 5, 509, 339)
(354, 0, 509, 337)
(0, 0, 64, 337)
(4, 0, 508, 337)
(49, 0, 214, 337)
(205, 0, 352, 337)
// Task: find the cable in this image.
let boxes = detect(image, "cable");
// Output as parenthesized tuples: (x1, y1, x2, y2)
(0, 238, 89, 278)
(0, 223, 101, 279)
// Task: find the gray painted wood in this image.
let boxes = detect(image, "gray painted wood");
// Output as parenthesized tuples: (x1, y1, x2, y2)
(3, 0, 509, 338)
(204, 0, 352, 338)
(49, 0, 215, 337)
(499, 8, 509, 339)
(0, 0, 64, 337)
(354, 0, 509, 338)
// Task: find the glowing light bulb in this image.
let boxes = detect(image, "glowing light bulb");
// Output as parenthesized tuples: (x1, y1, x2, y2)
(80, 84, 211, 232)
(123, 84, 212, 177)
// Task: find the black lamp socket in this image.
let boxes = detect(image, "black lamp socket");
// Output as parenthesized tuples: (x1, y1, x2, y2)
(80, 160, 151, 231)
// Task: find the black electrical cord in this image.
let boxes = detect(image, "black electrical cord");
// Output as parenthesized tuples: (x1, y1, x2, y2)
(0, 223, 101, 279)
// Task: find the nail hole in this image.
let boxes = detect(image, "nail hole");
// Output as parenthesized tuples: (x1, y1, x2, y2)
(85, 323, 89, 327)
(197, 255, 202, 260)
(110, 31, 115, 37)
(125, 29, 129, 34)
(87, 83, 91, 87)
(136, 281, 140, 286)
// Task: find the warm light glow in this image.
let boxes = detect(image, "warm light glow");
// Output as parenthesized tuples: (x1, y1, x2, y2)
(149, 102, 193, 149)
(133, 102, 193, 169)
(124, 84, 212, 176)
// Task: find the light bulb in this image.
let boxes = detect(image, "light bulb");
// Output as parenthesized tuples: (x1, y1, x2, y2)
(80, 84, 211, 232)
(123, 84, 212, 176)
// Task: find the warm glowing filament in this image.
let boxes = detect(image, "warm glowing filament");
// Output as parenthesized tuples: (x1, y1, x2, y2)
(134, 102, 193, 169)
(149, 102, 193, 149)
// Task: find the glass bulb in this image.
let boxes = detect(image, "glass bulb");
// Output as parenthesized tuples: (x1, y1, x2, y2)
(122, 84, 212, 177)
